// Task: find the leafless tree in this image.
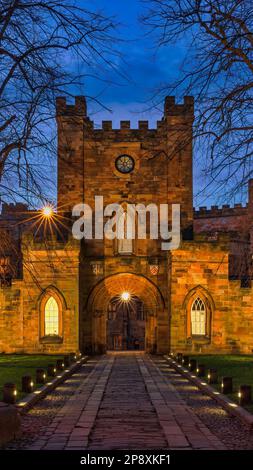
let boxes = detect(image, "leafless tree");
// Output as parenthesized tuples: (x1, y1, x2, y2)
(142, 0, 253, 200)
(0, 0, 119, 205)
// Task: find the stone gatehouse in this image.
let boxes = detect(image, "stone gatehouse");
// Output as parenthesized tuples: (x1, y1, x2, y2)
(0, 96, 253, 355)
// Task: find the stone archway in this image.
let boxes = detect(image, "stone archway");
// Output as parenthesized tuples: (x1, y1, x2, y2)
(85, 273, 166, 354)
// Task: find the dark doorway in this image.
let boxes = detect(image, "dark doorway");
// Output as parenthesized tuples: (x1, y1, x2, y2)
(106, 296, 145, 351)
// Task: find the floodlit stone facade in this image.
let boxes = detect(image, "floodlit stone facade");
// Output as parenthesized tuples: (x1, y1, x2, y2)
(0, 95, 253, 354)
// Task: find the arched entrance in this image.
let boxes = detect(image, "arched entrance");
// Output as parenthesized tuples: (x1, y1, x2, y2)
(107, 295, 145, 351)
(85, 273, 166, 354)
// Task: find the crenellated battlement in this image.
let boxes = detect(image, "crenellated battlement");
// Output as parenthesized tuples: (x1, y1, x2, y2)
(56, 95, 87, 116)
(1, 202, 28, 215)
(164, 96, 194, 116)
(56, 95, 194, 131)
(97, 119, 164, 131)
(194, 203, 248, 218)
(56, 94, 195, 220)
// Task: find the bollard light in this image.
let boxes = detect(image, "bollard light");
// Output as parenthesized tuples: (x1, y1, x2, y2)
(176, 353, 183, 363)
(207, 368, 218, 385)
(182, 355, 189, 367)
(64, 355, 71, 367)
(221, 377, 233, 394)
(22, 375, 34, 394)
(70, 353, 77, 363)
(196, 364, 205, 377)
(238, 385, 252, 406)
(188, 359, 197, 372)
(3, 383, 17, 404)
(47, 364, 57, 377)
(36, 368, 46, 384)
(56, 359, 65, 371)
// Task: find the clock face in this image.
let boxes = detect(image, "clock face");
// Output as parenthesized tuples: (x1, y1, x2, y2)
(115, 155, 135, 174)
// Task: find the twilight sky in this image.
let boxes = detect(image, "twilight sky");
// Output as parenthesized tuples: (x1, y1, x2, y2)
(75, 0, 187, 126)
(57, 0, 248, 208)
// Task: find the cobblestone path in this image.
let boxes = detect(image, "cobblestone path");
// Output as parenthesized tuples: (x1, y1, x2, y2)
(151, 356, 253, 450)
(7, 352, 228, 450)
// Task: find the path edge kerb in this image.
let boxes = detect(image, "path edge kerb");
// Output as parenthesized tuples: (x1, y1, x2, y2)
(164, 355, 253, 429)
(15, 355, 89, 413)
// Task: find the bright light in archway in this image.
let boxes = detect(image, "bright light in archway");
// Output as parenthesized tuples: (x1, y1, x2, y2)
(41, 205, 54, 218)
(121, 291, 131, 302)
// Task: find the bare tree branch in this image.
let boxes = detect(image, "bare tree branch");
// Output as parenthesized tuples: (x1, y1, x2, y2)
(142, 0, 253, 199)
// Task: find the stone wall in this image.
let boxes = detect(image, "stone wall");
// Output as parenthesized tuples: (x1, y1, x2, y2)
(170, 236, 253, 354)
(0, 234, 80, 354)
(2, 95, 253, 355)
(194, 179, 253, 247)
(56, 95, 194, 237)
(56, 95, 194, 354)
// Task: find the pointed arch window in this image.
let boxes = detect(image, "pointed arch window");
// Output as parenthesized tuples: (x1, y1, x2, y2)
(39, 288, 64, 342)
(191, 297, 206, 336)
(45, 296, 59, 336)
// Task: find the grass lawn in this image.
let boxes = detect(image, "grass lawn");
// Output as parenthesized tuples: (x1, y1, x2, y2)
(190, 355, 253, 412)
(0, 354, 64, 401)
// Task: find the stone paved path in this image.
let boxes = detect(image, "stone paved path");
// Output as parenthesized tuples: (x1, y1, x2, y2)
(21, 352, 225, 450)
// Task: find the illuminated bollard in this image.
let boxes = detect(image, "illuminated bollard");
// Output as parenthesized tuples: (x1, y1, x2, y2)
(238, 385, 252, 406)
(70, 353, 77, 363)
(21, 375, 34, 394)
(64, 355, 71, 367)
(56, 359, 65, 371)
(47, 364, 57, 377)
(3, 383, 17, 404)
(176, 353, 183, 363)
(188, 359, 197, 372)
(207, 368, 218, 385)
(221, 377, 233, 394)
(196, 364, 205, 377)
(182, 355, 189, 367)
(36, 368, 46, 384)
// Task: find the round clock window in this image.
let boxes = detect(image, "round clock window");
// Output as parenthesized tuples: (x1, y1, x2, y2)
(115, 155, 135, 174)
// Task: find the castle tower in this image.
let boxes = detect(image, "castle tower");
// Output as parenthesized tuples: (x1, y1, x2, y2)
(56, 95, 194, 353)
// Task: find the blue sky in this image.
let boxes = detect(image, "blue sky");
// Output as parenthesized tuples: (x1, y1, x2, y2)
(15, 0, 243, 211)
(1, 1, 248, 210)
(70, 0, 247, 208)
(74, 0, 186, 126)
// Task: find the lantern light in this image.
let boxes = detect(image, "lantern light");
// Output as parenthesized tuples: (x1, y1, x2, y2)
(238, 385, 252, 406)
(36, 368, 47, 384)
(182, 355, 189, 366)
(189, 359, 197, 372)
(41, 205, 53, 218)
(3, 383, 17, 404)
(121, 292, 131, 302)
(47, 364, 57, 377)
(56, 359, 65, 371)
(176, 353, 183, 363)
(207, 368, 218, 385)
(196, 364, 205, 377)
(221, 377, 233, 394)
(22, 375, 34, 394)
(64, 355, 71, 367)
(70, 353, 77, 363)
